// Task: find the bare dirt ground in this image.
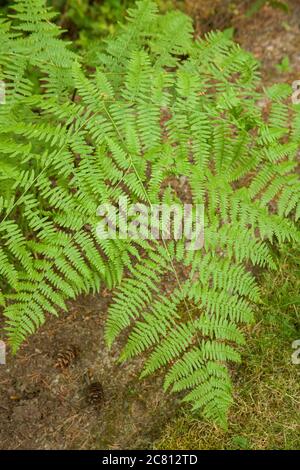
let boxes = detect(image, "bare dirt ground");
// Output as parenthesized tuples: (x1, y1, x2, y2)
(0, 289, 181, 449)
(187, 0, 300, 81)
(1, 0, 300, 450)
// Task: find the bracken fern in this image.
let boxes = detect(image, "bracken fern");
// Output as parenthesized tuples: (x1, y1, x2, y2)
(0, 0, 299, 427)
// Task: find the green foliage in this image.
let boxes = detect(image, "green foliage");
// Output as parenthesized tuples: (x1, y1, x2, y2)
(246, 0, 289, 17)
(51, 0, 131, 34)
(155, 245, 300, 449)
(275, 56, 291, 74)
(49, 0, 135, 63)
(0, 0, 299, 428)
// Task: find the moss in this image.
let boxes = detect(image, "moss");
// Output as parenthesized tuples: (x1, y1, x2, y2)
(155, 245, 300, 450)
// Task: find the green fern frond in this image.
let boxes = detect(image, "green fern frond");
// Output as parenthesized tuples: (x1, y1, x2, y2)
(0, 0, 299, 428)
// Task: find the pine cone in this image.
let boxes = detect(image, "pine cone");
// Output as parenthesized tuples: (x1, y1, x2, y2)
(86, 382, 104, 406)
(54, 345, 78, 370)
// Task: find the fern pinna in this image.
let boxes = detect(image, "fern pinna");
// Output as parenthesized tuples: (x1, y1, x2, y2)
(0, 0, 299, 427)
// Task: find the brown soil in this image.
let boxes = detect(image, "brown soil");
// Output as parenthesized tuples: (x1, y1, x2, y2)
(1, 0, 300, 450)
(186, 0, 300, 81)
(0, 289, 180, 449)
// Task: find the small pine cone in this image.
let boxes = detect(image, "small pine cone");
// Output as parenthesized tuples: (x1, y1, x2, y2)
(86, 382, 104, 406)
(54, 345, 78, 370)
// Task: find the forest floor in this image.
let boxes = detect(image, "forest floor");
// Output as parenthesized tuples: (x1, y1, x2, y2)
(0, 289, 180, 449)
(156, 247, 300, 450)
(0, 0, 299, 450)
